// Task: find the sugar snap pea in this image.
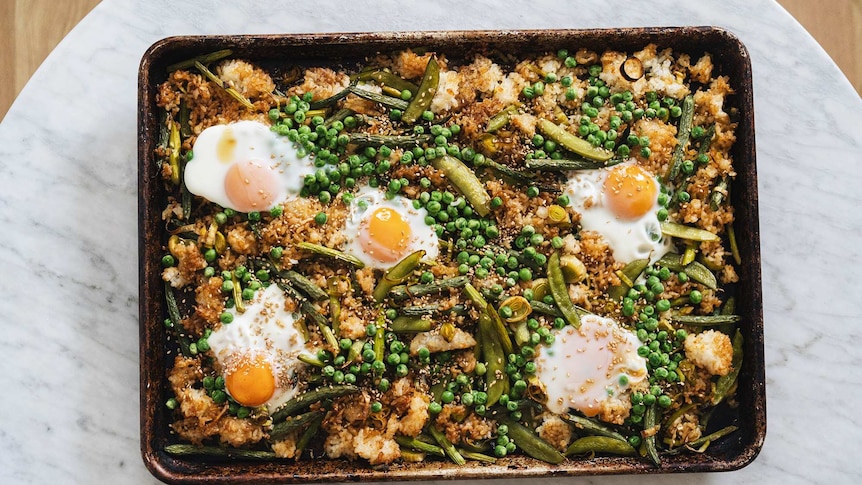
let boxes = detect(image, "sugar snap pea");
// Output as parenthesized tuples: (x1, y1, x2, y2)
(660, 221, 720, 242)
(537, 118, 613, 162)
(401, 56, 439, 124)
(548, 251, 585, 328)
(497, 416, 565, 464)
(373, 250, 425, 302)
(656, 253, 718, 289)
(390, 315, 432, 333)
(562, 414, 627, 442)
(565, 436, 637, 456)
(607, 258, 650, 300)
(486, 104, 519, 132)
(712, 329, 743, 405)
(353, 69, 419, 93)
(431, 155, 492, 217)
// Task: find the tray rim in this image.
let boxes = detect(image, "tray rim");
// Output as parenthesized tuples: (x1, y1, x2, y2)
(138, 26, 765, 484)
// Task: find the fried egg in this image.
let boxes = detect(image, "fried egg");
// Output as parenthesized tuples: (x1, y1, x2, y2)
(184, 120, 315, 213)
(564, 160, 671, 264)
(534, 314, 647, 416)
(207, 284, 309, 411)
(342, 187, 440, 269)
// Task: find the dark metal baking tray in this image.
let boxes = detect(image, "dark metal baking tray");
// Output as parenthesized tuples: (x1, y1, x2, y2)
(139, 27, 765, 484)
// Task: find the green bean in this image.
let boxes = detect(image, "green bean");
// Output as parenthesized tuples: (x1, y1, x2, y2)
(670, 314, 741, 326)
(270, 410, 323, 442)
(562, 414, 627, 442)
(428, 424, 466, 465)
(565, 436, 637, 456)
(660, 221, 720, 242)
(497, 416, 565, 464)
(270, 385, 359, 423)
(486, 104, 519, 133)
(347, 85, 409, 110)
(537, 118, 613, 162)
(686, 425, 738, 449)
(402, 56, 439, 124)
(373, 250, 425, 302)
(194, 61, 256, 111)
(643, 405, 661, 466)
(712, 329, 743, 405)
(665, 94, 695, 180)
(395, 435, 445, 457)
(164, 281, 192, 357)
(348, 133, 433, 147)
(431, 155, 492, 217)
(296, 242, 365, 268)
(164, 444, 279, 460)
(166, 49, 233, 72)
(323, 108, 355, 128)
(656, 253, 718, 289)
(294, 413, 324, 456)
(390, 315, 432, 333)
(548, 251, 585, 328)
(353, 69, 418, 93)
(388, 276, 469, 302)
(281, 270, 328, 301)
(525, 157, 622, 171)
(309, 85, 354, 109)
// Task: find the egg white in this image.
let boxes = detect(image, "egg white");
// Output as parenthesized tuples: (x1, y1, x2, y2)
(564, 160, 672, 264)
(184, 120, 315, 212)
(207, 284, 309, 411)
(342, 186, 440, 269)
(534, 314, 648, 416)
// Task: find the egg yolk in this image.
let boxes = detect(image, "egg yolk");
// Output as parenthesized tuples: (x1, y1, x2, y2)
(359, 207, 412, 263)
(224, 159, 280, 213)
(224, 355, 276, 407)
(603, 164, 657, 220)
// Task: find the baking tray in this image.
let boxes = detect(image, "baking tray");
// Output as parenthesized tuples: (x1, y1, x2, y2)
(138, 27, 765, 484)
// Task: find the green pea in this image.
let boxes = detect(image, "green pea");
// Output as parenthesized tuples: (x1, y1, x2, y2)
(689, 290, 703, 304)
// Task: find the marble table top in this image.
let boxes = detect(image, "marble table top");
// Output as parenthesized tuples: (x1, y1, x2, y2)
(1, 0, 860, 484)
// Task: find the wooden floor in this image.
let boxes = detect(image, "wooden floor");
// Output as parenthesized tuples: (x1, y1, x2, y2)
(0, 0, 859, 121)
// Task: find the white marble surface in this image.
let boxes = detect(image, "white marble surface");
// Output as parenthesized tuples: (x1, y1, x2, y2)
(1, 0, 860, 483)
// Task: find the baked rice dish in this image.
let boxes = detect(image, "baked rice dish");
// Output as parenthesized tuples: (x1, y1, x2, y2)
(152, 41, 746, 468)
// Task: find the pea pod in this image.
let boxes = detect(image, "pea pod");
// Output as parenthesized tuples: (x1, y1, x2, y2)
(562, 414, 628, 442)
(431, 155, 492, 217)
(565, 436, 637, 457)
(548, 251, 585, 328)
(486, 104, 519, 133)
(537, 118, 613, 162)
(353, 69, 418, 93)
(670, 314, 741, 326)
(497, 416, 565, 464)
(607, 258, 650, 300)
(390, 315, 432, 333)
(373, 250, 425, 302)
(479, 312, 508, 407)
(712, 329, 743, 405)
(660, 221, 720, 242)
(270, 385, 359, 423)
(401, 56, 439, 124)
(656, 253, 718, 289)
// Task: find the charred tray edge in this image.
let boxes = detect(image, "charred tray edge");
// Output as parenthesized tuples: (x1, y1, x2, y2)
(138, 27, 765, 484)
